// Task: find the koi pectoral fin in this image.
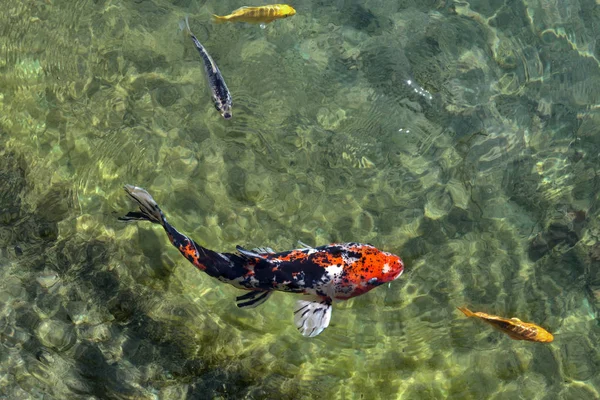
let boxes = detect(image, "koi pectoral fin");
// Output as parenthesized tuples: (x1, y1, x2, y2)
(236, 290, 272, 308)
(293, 298, 332, 338)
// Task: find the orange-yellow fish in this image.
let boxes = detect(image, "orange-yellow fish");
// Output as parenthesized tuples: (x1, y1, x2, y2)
(457, 307, 554, 343)
(213, 4, 296, 24)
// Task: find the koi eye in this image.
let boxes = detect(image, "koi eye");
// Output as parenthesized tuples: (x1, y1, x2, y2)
(214, 103, 221, 111)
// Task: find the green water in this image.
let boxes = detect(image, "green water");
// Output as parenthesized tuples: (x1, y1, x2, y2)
(1, 0, 600, 398)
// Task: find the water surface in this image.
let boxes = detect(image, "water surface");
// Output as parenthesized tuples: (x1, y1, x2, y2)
(1, 0, 600, 398)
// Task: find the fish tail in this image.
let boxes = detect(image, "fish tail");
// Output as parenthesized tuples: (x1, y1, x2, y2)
(212, 14, 227, 24)
(119, 185, 166, 226)
(457, 306, 475, 318)
(179, 15, 191, 35)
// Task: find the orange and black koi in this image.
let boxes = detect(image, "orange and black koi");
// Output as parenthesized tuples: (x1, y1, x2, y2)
(119, 185, 405, 337)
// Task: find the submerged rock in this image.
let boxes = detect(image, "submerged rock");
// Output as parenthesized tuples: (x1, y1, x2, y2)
(36, 271, 59, 288)
(34, 291, 62, 319)
(36, 320, 76, 352)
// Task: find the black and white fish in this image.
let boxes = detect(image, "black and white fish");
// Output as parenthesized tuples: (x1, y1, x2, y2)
(180, 17, 232, 119)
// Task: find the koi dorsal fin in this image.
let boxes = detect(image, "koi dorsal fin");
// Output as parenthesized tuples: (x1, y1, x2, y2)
(252, 247, 275, 254)
(236, 245, 267, 260)
(297, 240, 314, 249)
(236, 290, 272, 308)
(293, 298, 332, 337)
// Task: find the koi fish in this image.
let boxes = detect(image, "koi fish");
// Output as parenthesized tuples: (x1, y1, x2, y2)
(120, 185, 404, 337)
(213, 4, 296, 25)
(179, 17, 232, 119)
(457, 307, 554, 343)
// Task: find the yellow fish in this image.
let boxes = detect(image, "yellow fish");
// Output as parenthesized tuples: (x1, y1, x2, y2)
(458, 307, 554, 343)
(213, 4, 296, 24)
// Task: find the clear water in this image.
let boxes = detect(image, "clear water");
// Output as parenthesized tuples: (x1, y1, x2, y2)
(1, 0, 599, 398)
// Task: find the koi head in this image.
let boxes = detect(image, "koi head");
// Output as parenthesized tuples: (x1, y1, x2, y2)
(281, 5, 296, 18)
(366, 253, 404, 288)
(335, 246, 404, 298)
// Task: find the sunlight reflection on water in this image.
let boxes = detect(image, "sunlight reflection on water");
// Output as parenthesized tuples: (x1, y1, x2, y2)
(0, 0, 600, 398)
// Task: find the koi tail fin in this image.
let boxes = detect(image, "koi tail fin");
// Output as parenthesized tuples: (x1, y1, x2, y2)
(119, 185, 166, 226)
(179, 15, 192, 36)
(212, 14, 228, 24)
(457, 306, 475, 318)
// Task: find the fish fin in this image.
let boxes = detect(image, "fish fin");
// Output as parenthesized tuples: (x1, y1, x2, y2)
(236, 291, 272, 308)
(297, 240, 313, 249)
(457, 306, 475, 318)
(212, 14, 227, 24)
(119, 185, 165, 226)
(230, 6, 250, 13)
(179, 15, 192, 35)
(236, 245, 267, 260)
(252, 247, 276, 254)
(293, 298, 332, 337)
(118, 211, 151, 222)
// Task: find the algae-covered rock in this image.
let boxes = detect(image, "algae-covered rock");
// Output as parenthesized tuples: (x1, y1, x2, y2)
(317, 107, 347, 130)
(36, 270, 59, 289)
(36, 320, 76, 352)
(424, 186, 453, 220)
(34, 291, 62, 319)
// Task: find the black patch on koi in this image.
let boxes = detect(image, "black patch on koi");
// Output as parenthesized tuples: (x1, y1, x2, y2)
(347, 250, 363, 259)
(164, 222, 246, 277)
